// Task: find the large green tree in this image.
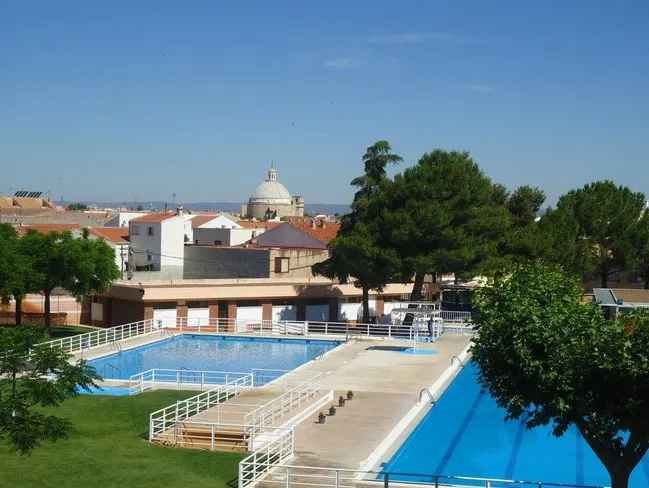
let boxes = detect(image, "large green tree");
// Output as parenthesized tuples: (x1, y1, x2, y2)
(0, 326, 99, 454)
(380, 150, 512, 299)
(19, 230, 119, 335)
(314, 141, 402, 323)
(554, 181, 646, 287)
(472, 262, 649, 488)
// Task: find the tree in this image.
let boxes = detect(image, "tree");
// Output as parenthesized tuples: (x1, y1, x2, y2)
(0, 224, 33, 326)
(0, 326, 100, 454)
(629, 210, 649, 289)
(472, 262, 649, 488)
(379, 150, 511, 299)
(555, 181, 646, 287)
(66, 203, 88, 211)
(314, 141, 402, 323)
(19, 230, 119, 336)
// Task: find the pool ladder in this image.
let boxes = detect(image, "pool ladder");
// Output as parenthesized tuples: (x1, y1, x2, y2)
(103, 363, 122, 378)
(418, 388, 436, 405)
(451, 355, 465, 367)
(161, 328, 176, 339)
(109, 340, 123, 352)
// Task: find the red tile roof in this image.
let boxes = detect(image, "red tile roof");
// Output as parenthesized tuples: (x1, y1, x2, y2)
(130, 212, 179, 223)
(18, 223, 82, 236)
(88, 227, 130, 244)
(288, 220, 340, 244)
(237, 221, 282, 229)
(191, 215, 218, 228)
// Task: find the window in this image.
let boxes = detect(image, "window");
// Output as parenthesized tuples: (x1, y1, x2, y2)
(154, 301, 177, 310)
(274, 257, 289, 273)
(131, 225, 140, 236)
(188, 301, 210, 308)
(238, 300, 261, 307)
(214, 240, 222, 245)
(147, 226, 154, 236)
(147, 253, 152, 261)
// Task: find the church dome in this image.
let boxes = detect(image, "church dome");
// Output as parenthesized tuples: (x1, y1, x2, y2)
(249, 167, 293, 205)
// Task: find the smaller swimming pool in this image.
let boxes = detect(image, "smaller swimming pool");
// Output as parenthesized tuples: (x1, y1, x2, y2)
(88, 334, 342, 382)
(77, 386, 130, 396)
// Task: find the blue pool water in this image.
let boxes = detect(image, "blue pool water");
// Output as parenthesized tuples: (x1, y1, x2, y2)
(88, 335, 340, 381)
(77, 386, 130, 396)
(384, 363, 649, 487)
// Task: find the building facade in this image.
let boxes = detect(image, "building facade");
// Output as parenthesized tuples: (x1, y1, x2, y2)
(241, 167, 304, 220)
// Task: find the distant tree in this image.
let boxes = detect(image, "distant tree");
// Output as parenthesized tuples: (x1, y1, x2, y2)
(555, 181, 646, 287)
(472, 262, 649, 488)
(135, 205, 144, 211)
(314, 141, 402, 323)
(534, 207, 591, 275)
(629, 211, 649, 289)
(66, 203, 88, 211)
(0, 225, 35, 326)
(0, 326, 100, 454)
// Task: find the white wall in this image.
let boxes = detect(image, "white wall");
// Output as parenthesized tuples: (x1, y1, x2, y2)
(187, 308, 210, 327)
(160, 217, 185, 268)
(130, 221, 162, 269)
(383, 301, 403, 316)
(105, 212, 147, 227)
(273, 305, 296, 321)
(197, 215, 242, 229)
(153, 309, 177, 328)
(237, 306, 263, 322)
(193, 227, 267, 246)
(306, 304, 329, 322)
(338, 302, 361, 322)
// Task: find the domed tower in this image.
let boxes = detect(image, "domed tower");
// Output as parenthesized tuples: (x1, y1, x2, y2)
(243, 165, 303, 220)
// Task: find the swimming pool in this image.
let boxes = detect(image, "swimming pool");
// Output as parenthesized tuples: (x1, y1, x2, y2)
(88, 335, 340, 381)
(383, 363, 649, 487)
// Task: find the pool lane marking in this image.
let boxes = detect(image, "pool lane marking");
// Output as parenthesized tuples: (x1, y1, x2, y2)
(434, 390, 485, 474)
(504, 415, 528, 480)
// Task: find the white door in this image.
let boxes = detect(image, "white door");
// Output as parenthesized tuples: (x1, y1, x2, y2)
(273, 305, 296, 321)
(153, 309, 177, 328)
(187, 308, 209, 327)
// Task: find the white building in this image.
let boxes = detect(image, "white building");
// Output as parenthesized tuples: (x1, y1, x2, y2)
(88, 227, 130, 279)
(104, 211, 148, 228)
(129, 212, 184, 274)
(184, 213, 240, 243)
(241, 166, 304, 220)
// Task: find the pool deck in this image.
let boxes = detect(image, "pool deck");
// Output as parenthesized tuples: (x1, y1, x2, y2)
(275, 334, 471, 470)
(71, 328, 471, 472)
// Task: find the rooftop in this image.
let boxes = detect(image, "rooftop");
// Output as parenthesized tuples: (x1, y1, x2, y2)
(88, 227, 130, 244)
(237, 221, 282, 229)
(130, 212, 180, 223)
(17, 223, 82, 236)
(289, 219, 340, 245)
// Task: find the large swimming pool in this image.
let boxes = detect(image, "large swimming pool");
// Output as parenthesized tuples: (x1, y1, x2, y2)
(88, 335, 340, 381)
(383, 363, 649, 487)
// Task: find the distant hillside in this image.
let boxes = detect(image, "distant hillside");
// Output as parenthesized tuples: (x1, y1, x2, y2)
(56, 201, 351, 216)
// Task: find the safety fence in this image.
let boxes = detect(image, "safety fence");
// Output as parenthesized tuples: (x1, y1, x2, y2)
(129, 369, 252, 395)
(36, 319, 155, 354)
(149, 374, 252, 441)
(244, 373, 322, 429)
(237, 463, 607, 488)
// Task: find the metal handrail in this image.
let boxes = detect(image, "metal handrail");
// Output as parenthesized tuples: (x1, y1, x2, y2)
(451, 355, 465, 367)
(103, 363, 122, 378)
(418, 388, 435, 405)
(238, 462, 607, 488)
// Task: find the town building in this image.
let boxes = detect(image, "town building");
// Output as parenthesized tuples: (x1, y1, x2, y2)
(241, 166, 304, 220)
(88, 227, 130, 279)
(128, 212, 184, 276)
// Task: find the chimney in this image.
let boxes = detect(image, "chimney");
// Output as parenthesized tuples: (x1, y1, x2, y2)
(311, 219, 316, 230)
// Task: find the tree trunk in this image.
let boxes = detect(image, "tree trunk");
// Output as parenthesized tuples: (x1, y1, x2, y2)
(14, 297, 22, 326)
(362, 286, 370, 324)
(609, 468, 630, 488)
(410, 270, 426, 301)
(601, 262, 608, 288)
(44, 290, 52, 337)
(644, 274, 649, 290)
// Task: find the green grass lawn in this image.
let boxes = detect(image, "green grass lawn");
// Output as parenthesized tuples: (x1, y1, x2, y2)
(0, 390, 244, 488)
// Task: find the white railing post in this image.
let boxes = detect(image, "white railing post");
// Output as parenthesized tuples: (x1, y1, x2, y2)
(285, 466, 291, 488)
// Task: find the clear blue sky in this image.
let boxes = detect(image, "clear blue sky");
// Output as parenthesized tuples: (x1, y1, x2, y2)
(1, 1, 648, 206)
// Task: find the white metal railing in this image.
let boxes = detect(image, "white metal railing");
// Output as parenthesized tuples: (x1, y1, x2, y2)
(237, 463, 607, 488)
(149, 374, 252, 441)
(36, 318, 155, 354)
(244, 373, 322, 428)
(439, 310, 473, 323)
(129, 369, 252, 395)
(239, 430, 295, 487)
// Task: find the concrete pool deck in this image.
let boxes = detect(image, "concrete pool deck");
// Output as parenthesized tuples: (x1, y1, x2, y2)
(69, 328, 472, 471)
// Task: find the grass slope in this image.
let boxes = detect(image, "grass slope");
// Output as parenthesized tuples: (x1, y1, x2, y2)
(0, 390, 244, 488)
